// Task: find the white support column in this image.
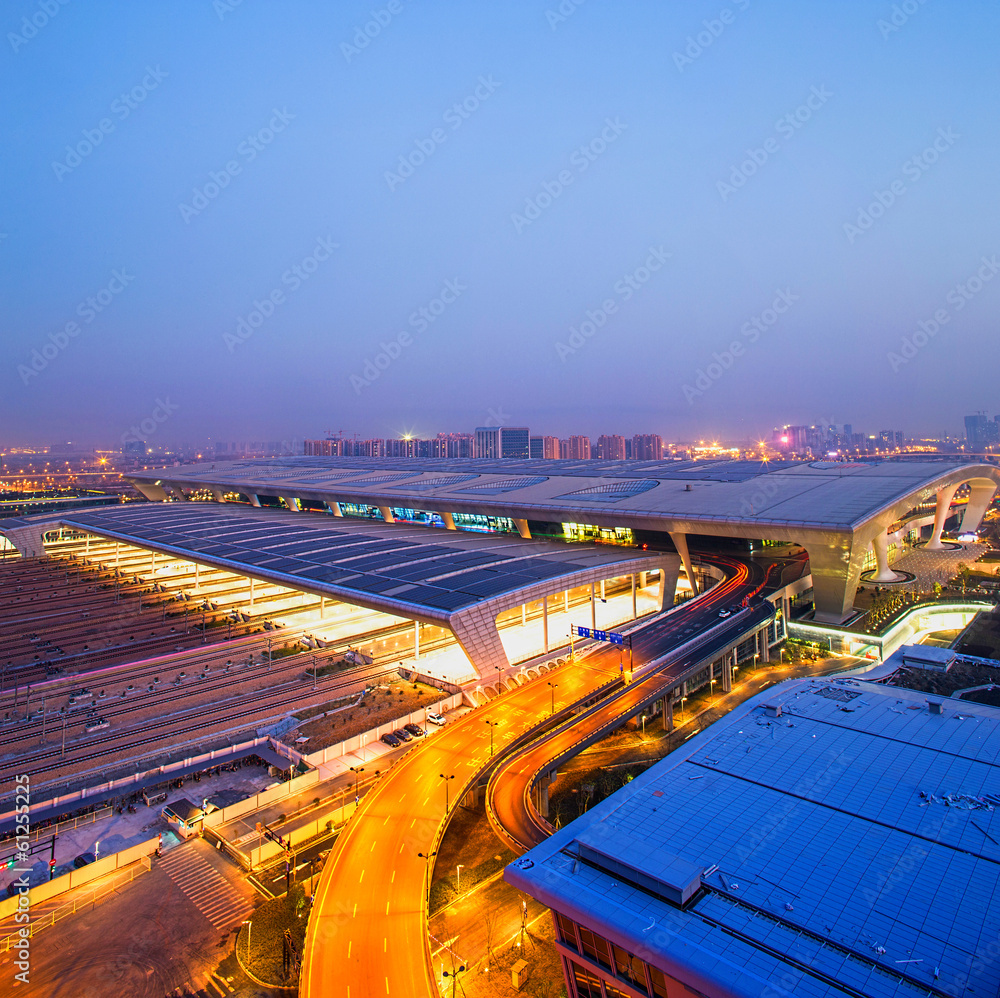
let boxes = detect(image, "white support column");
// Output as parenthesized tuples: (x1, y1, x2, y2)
(320, 596, 325, 619)
(591, 583, 597, 629)
(282, 497, 301, 512)
(669, 531, 698, 595)
(521, 603, 527, 625)
(249, 577, 254, 611)
(441, 511, 456, 530)
(150, 550, 155, 575)
(378, 506, 395, 524)
(927, 483, 960, 550)
(330, 502, 344, 517)
(85, 533, 90, 557)
(632, 574, 637, 618)
(962, 482, 998, 534)
(723, 653, 733, 693)
(640, 570, 648, 588)
(115, 542, 119, 570)
(514, 518, 531, 539)
(871, 529, 902, 582)
(212, 489, 225, 503)
(564, 590, 570, 613)
(195, 562, 199, 588)
(543, 596, 549, 653)
(414, 620, 420, 659)
(248, 494, 262, 507)
(600, 580, 606, 601)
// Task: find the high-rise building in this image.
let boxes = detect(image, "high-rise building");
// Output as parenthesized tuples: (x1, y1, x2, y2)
(565, 436, 592, 460)
(475, 426, 530, 459)
(596, 434, 627, 460)
(965, 413, 999, 449)
(632, 434, 664, 460)
(432, 433, 474, 458)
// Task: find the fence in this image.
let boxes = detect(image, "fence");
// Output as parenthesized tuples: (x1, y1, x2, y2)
(0, 837, 158, 943)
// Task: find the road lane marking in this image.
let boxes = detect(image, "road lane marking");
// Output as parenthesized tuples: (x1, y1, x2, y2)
(391, 870, 396, 882)
(348, 940, 352, 957)
(370, 841, 376, 851)
(353, 902, 357, 917)
(359, 869, 365, 882)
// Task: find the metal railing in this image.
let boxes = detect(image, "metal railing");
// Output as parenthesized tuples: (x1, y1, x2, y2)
(0, 857, 151, 952)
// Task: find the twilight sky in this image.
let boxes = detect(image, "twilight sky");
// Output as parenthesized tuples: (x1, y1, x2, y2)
(2, 0, 998, 448)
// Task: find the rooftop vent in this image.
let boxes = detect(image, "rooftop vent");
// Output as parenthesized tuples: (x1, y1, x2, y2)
(927, 701, 943, 715)
(764, 703, 782, 718)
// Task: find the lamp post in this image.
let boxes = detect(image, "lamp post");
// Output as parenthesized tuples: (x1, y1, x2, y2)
(485, 719, 499, 757)
(547, 681, 558, 716)
(439, 773, 455, 813)
(349, 766, 364, 804)
(456, 864, 464, 891)
(417, 849, 436, 907)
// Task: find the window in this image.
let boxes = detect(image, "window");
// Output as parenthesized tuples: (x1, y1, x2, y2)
(572, 961, 603, 998)
(578, 927, 612, 971)
(612, 944, 649, 995)
(648, 967, 670, 998)
(556, 912, 579, 951)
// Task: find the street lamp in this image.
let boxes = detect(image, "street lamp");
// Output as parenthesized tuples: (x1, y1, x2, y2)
(485, 719, 500, 757)
(349, 766, 365, 803)
(547, 681, 558, 716)
(456, 864, 464, 891)
(640, 714, 646, 737)
(417, 849, 436, 906)
(679, 695, 688, 720)
(439, 773, 455, 813)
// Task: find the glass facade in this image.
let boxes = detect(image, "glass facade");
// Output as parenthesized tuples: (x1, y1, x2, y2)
(557, 912, 688, 998)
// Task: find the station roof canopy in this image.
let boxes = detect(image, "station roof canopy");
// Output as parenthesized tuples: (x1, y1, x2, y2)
(127, 456, 1000, 534)
(30, 502, 668, 623)
(507, 674, 1000, 998)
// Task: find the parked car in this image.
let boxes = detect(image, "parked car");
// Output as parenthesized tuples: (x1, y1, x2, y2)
(404, 723, 424, 737)
(380, 732, 400, 748)
(717, 609, 731, 618)
(426, 711, 446, 726)
(73, 853, 96, 868)
(394, 729, 412, 742)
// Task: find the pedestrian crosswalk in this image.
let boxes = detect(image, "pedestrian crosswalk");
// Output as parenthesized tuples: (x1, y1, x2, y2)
(158, 847, 253, 930)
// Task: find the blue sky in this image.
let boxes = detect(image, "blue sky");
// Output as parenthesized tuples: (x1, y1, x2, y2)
(2, 0, 998, 447)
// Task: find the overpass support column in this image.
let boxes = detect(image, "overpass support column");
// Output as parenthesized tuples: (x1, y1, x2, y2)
(806, 534, 867, 624)
(564, 590, 570, 613)
(378, 506, 395, 524)
(212, 489, 225, 503)
(871, 530, 902, 583)
(591, 584, 597, 629)
(723, 654, 733, 693)
(662, 696, 673, 731)
(927, 484, 960, 550)
(536, 775, 551, 818)
(962, 482, 998, 534)
(669, 532, 698, 596)
(632, 574, 637, 618)
(319, 596, 325, 619)
(248, 494, 261, 507)
(441, 511, 456, 530)
(281, 496, 301, 512)
(543, 596, 549, 653)
(414, 621, 420, 659)
(514, 519, 531, 539)
(330, 502, 344, 517)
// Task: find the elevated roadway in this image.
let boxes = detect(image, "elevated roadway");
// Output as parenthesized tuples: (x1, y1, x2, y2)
(301, 554, 767, 998)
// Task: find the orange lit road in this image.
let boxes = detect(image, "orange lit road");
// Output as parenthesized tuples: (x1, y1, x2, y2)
(302, 554, 760, 997)
(301, 649, 623, 998)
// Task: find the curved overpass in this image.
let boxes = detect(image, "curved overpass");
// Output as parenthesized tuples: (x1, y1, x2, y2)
(301, 554, 769, 997)
(485, 556, 772, 851)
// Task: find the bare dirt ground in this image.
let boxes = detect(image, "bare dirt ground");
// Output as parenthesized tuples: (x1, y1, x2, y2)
(281, 676, 446, 750)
